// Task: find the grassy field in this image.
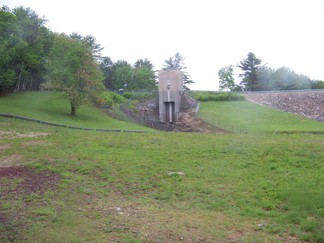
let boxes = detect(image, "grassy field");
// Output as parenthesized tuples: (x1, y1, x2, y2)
(199, 101, 324, 134)
(0, 92, 323, 242)
(0, 91, 149, 130)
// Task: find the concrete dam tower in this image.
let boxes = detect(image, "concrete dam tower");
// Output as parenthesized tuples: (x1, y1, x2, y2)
(158, 70, 184, 123)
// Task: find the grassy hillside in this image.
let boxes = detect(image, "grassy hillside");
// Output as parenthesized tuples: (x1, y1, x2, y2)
(198, 101, 324, 134)
(0, 93, 323, 242)
(0, 91, 149, 130)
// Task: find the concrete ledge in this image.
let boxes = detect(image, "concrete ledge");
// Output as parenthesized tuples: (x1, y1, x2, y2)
(95, 128, 122, 132)
(123, 130, 147, 133)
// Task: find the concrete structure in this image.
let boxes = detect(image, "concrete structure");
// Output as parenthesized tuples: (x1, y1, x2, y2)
(158, 70, 184, 123)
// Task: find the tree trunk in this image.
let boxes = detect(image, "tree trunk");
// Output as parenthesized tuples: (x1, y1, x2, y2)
(16, 61, 24, 91)
(71, 104, 76, 116)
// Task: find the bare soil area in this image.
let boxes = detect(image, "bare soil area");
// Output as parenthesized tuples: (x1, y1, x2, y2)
(0, 154, 23, 167)
(0, 166, 60, 242)
(174, 109, 228, 133)
(0, 130, 49, 139)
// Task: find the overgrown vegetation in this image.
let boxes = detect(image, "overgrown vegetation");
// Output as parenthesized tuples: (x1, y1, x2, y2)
(99, 91, 127, 107)
(190, 91, 245, 102)
(122, 91, 157, 101)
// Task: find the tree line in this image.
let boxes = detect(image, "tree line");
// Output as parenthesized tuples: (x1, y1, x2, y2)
(0, 6, 193, 115)
(0, 6, 156, 94)
(219, 52, 324, 92)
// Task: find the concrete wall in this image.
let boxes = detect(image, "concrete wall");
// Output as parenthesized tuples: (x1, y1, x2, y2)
(158, 70, 184, 123)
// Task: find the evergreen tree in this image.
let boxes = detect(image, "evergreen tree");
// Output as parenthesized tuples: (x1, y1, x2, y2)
(162, 52, 194, 89)
(238, 52, 263, 91)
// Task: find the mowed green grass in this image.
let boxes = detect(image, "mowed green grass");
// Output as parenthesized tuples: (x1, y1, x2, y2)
(0, 117, 323, 242)
(198, 101, 324, 134)
(0, 91, 149, 130)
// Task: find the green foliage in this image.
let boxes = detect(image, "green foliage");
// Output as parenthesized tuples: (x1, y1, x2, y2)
(238, 52, 263, 91)
(162, 52, 194, 88)
(190, 91, 245, 102)
(100, 92, 126, 107)
(100, 58, 156, 91)
(218, 65, 238, 91)
(236, 52, 315, 91)
(44, 33, 104, 116)
(70, 33, 104, 61)
(122, 91, 156, 101)
(0, 91, 150, 130)
(0, 7, 54, 93)
(311, 80, 324, 89)
(270, 67, 312, 90)
(132, 66, 156, 91)
(0, 8, 21, 93)
(134, 58, 153, 70)
(12, 7, 53, 91)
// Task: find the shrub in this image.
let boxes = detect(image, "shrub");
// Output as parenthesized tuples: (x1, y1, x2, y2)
(122, 91, 156, 101)
(190, 92, 245, 102)
(101, 92, 127, 107)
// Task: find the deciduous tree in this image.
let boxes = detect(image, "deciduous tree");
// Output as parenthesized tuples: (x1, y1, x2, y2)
(12, 7, 53, 91)
(44, 34, 104, 116)
(0, 8, 21, 93)
(218, 65, 236, 91)
(269, 67, 312, 90)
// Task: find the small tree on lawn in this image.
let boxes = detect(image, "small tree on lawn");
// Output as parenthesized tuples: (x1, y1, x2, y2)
(44, 33, 104, 116)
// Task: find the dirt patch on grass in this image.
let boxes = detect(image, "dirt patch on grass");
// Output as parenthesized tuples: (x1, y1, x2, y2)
(23, 140, 50, 146)
(0, 154, 23, 167)
(0, 130, 49, 139)
(0, 144, 11, 151)
(0, 166, 60, 242)
(0, 166, 60, 195)
(174, 109, 228, 133)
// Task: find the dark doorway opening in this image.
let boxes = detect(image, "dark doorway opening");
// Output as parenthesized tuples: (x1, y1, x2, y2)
(165, 102, 175, 123)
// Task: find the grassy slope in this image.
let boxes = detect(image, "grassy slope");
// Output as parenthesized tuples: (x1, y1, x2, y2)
(0, 91, 149, 130)
(198, 100, 324, 134)
(0, 94, 323, 242)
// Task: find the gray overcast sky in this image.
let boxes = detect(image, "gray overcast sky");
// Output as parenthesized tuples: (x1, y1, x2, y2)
(2, 0, 324, 90)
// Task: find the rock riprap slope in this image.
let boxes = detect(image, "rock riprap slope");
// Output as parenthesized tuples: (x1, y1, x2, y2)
(245, 91, 324, 122)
